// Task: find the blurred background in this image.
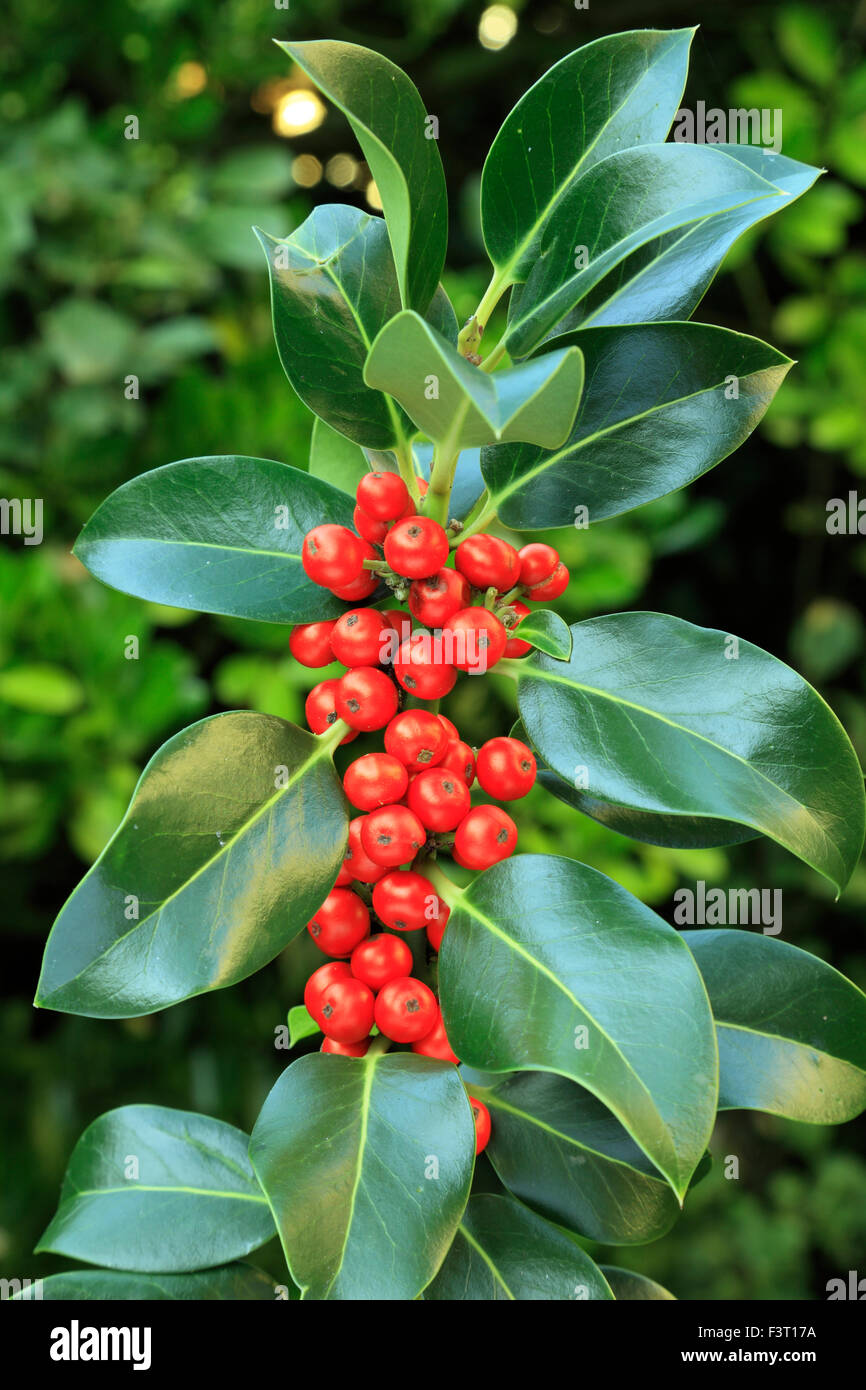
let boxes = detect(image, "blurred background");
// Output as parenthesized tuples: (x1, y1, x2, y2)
(2, 0, 865, 1299)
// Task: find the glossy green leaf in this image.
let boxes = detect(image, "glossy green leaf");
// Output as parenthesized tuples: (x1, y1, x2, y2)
(288, 1004, 320, 1048)
(13, 1266, 281, 1301)
(482, 323, 791, 529)
(257, 206, 455, 448)
(36, 713, 348, 1017)
(512, 614, 866, 892)
(277, 40, 447, 314)
(439, 855, 717, 1198)
(510, 609, 572, 659)
(462, 1069, 680, 1244)
(364, 311, 584, 450)
(425, 1194, 614, 1300)
(482, 29, 694, 280)
(602, 1266, 676, 1300)
(684, 930, 866, 1123)
(35, 1106, 274, 1272)
(309, 418, 370, 495)
(73, 455, 355, 624)
(250, 1053, 474, 1301)
(505, 145, 780, 357)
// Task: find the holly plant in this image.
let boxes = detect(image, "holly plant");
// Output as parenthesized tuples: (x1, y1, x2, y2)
(28, 30, 866, 1303)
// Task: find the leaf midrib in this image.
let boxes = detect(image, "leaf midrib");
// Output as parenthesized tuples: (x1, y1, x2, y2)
(322, 1055, 379, 1299)
(455, 1223, 516, 1299)
(479, 1089, 665, 1182)
(56, 1184, 268, 1204)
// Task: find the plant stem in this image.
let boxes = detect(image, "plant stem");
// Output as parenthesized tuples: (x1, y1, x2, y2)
(452, 496, 497, 545)
(394, 437, 421, 503)
(426, 444, 460, 526)
(492, 658, 522, 681)
(316, 717, 351, 756)
(481, 336, 507, 373)
(366, 1035, 391, 1058)
(457, 270, 510, 360)
(416, 857, 461, 907)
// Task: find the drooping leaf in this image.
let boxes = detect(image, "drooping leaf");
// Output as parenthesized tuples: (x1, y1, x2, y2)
(250, 1053, 474, 1301)
(481, 28, 695, 280)
(36, 713, 348, 1017)
(73, 456, 356, 624)
(277, 40, 448, 314)
(481, 323, 791, 529)
(602, 1266, 676, 1300)
(364, 311, 584, 449)
(14, 1265, 281, 1301)
(505, 144, 780, 357)
(439, 854, 717, 1199)
(512, 614, 866, 892)
(510, 609, 572, 659)
(35, 1106, 274, 1272)
(424, 1194, 614, 1300)
(309, 418, 370, 495)
(684, 930, 866, 1123)
(461, 1069, 680, 1244)
(288, 1004, 321, 1049)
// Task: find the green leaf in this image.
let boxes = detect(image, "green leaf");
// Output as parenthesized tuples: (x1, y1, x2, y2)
(364, 311, 584, 450)
(277, 40, 447, 314)
(513, 614, 866, 892)
(35, 1106, 274, 1272)
(462, 1069, 680, 1244)
(73, 456, 355, 624)
(288, 1004, 320, 1049)
(256, 206, 456, 448)
(309, 417, 369, 495)
(482, 28, 695, 281)
(36, 713, 348, 1017)
(602, 1266, 676, 1300)
(683, 930, 866, 1123)
(510, 609, 572, 659)
(439, 855, 717, 1199)
(13, 1265, 280, 1300)
(505, 145, 781, 357)
(425, 1194, 614, 1300)
(482, 324, 791, 529)
(250, 1053, 474, 1301)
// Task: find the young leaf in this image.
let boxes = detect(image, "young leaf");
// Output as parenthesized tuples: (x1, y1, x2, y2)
(35, 1106, 274, 1272)
(277, 40, 447, 314)
(424, 1194, 614, 1300)
(309, 418, 369, 496)
(73, 456, 356, 624)
(249, 1053, 475, 1301)
(14, 1265, 280, 1301)
(461, 1069, 680, 1244)
(512, 613, 866, 893)
(36, 713, 348, 1016)
(439, 854, 718, 1200)
(364, 311, 584, 450)
(683, 930, 866, 1123)
(481, 323, 791, 529)
(601, 1267, 676, 1300)
(288, 1004, 321, 1049)
(482, 28, 695, 282)
(509, 609, 572, 659)
(504, 144, 780, 357)
(256, 206, 455, 448)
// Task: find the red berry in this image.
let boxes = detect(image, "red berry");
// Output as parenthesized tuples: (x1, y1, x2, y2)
(344, 817, 388, 883)
(408, 568, 471, 627)
(517, 542, 559, 587)
(289, 620, 337, 668)
(439, 739, 476, 788)
(412, 1010, 459, 1063)
(319, 977, 375, 1043)
(526, 561, 569, 601)
(334, 860, 354, 887)
(307, 888, 371, 956)
(373, 869, 440, 932)
(360, 805, 426, 867)
(443, 607, 507, 673)
(305, 679, 358, 744)
(470, 1097, 492, 1154)
(374, 976, 438, 1043)
(393, 633, 457, 699)
(454, 805, 518, 870)
(503, 601, 532, 658)
(455, 534, 521, 592)
(330, 608, 391, 667)
(353, 505, 389, 546)
(476, 737, 537, 800)
(302, 525, 364, 588)
(437, 714, 460, 741)
(304, 960, 352, 1024)
(408, 767, 471, 832)
(384, 709, 449, 771)
(425, 900, 450, 952)
(384, 517, 450, 579)
(328, 548, 380, 602)
(321, 1036, 371, 1056)
(350, 932, 414, 990)
(343, 753, 409, 811)
(335, 667, 399, 732)
(357, 471, 411, 522)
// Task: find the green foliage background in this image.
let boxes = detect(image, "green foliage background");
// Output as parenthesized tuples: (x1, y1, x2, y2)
(2, 0, 865, 1298)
